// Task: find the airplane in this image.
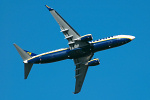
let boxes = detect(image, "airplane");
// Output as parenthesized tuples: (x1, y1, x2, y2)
(14, 5, 135, 94)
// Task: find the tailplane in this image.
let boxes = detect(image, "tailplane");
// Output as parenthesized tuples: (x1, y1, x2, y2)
(13, 43, 35, 79)
(13, 44, 31, 61)
(24, 63, 33, 79)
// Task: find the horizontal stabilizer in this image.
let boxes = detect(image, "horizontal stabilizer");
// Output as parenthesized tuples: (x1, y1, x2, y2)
(13, 44, 31, 61)
(24, 63, 33, 79)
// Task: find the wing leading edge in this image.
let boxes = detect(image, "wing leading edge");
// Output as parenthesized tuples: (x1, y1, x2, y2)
(45, 5, 89, 49)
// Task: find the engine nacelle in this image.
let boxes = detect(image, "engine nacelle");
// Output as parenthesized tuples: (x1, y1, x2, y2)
(85, 58, 100, 66)
(75, 34, 93, 42)
(80, 34, 93, 41)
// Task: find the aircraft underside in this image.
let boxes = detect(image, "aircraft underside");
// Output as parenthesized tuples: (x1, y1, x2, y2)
(14, 5, 135, 94)
(27, 37, 132, 64)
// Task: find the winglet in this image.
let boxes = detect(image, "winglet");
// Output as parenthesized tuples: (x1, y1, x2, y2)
(73, 92, 79, 94)
(45, 5, 54, 11)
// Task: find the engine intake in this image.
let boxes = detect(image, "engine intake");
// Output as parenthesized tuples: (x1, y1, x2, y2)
(85, 58, 100, 66)
(75, 34, 93, 42)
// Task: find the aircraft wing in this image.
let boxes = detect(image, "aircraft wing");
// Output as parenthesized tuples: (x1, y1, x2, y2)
(73, 53, 93, 94)
(45, 5, 89, 49)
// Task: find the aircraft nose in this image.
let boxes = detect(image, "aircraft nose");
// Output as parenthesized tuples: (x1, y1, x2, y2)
(129, 35, 135, 40)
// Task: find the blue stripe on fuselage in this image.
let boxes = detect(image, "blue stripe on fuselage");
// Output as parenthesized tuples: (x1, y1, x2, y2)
(27, 37, 131, 64)
(93, 38, 131, 52)
(27, 46, 93, 64)
(28, 48, 70, 64)
(39, 49, 69, 63)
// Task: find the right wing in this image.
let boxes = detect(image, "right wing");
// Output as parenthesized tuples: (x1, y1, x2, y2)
(45, 5, 93, 94)
(45, 5, 89, 49)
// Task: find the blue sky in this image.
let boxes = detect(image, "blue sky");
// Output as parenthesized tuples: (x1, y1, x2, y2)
(1, 0, 150, 100)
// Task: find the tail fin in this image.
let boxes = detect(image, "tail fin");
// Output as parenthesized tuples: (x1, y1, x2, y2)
(13, 43, 34, 79)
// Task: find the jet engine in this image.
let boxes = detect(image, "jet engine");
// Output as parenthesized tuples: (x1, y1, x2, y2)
(75, 34, 93, 42)
(85, 58, 100, 66)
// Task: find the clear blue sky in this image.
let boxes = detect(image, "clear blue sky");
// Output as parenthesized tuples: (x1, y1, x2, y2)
(1, 0, 150, 100)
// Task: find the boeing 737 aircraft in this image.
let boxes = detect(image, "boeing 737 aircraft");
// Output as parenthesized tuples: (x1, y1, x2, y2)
(14, 5, 135, 94)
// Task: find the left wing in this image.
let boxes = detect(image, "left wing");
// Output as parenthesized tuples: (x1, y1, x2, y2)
(45, 5, 89, 49)
(73, 53, 93, 94)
